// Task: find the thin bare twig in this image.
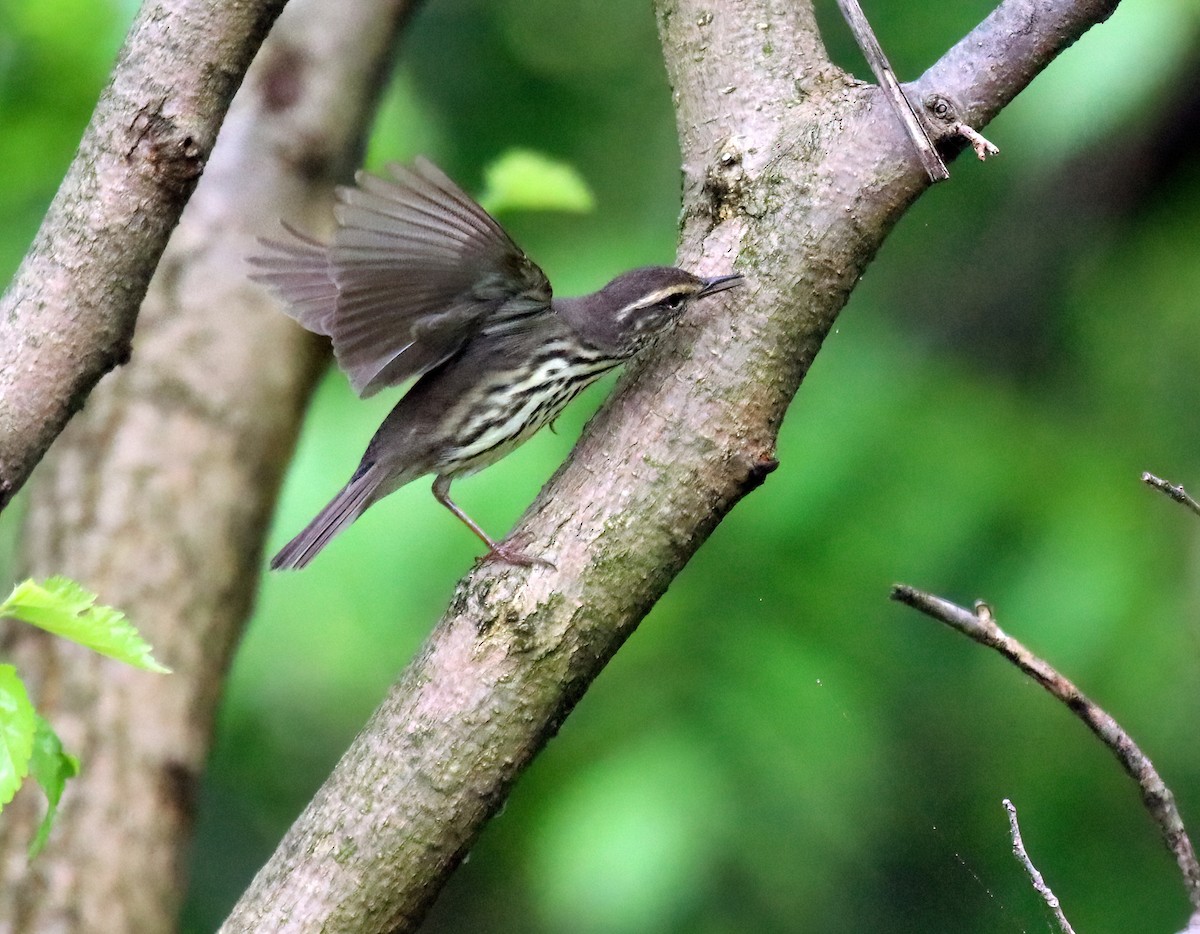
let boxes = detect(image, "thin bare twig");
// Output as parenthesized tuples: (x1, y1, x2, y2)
(891, 584, 1200, 912)
(954, 122, 1001, 160)
(1003, 799, 1076, 934)
(1143, 472, 1200, 518)
(920, 95, 1001, 162)
(834, 0, 950, 182)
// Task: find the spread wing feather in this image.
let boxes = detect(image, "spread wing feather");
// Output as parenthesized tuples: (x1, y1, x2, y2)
(247, 225, 338, 336)
(249, 157, 552, 397)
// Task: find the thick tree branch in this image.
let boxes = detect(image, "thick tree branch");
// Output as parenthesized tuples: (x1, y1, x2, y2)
(916, 0, 1121, 128)
(0, 1, 417, 930)
(0, 0, 286, 513)
(222, 0, 1129, 930)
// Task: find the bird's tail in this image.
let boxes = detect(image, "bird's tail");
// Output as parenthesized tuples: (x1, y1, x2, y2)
(270, 465, 383, 570)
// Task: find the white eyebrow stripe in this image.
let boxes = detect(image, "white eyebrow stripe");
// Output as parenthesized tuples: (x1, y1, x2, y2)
(613, 286, 694, 320)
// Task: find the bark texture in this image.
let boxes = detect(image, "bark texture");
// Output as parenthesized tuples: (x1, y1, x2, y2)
(0, 1, 418, 931)
(0, 0, 289, 513)
(221, 0, 1123, 930)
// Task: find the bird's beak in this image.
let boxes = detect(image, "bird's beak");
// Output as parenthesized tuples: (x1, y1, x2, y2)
(698, 273, 744, 297)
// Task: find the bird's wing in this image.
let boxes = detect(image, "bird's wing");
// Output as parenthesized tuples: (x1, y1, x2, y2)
(247, 224, 339, 337)
(249, 158, 551, 397)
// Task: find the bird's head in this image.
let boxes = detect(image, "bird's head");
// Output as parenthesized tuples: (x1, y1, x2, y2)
(576, 265, 743, 357)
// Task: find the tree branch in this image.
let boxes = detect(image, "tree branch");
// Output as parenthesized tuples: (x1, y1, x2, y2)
(0, 1, 418, 930)
(222, 0, 1131, 929)
(1003, 799, 1077, 934)
(0, 0, 286, 513)
(892, 585, 1200, 914)
(916, 0, 1120, 129)
(1144, 472, 1200, 517)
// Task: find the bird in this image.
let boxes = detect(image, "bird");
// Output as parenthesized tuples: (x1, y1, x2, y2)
(250, 157, 742, 570)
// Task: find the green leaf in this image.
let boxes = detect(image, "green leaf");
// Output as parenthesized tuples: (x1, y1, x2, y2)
(27, 714, 80, 857)
(0, 577, 170, 673)
(478, 149, 595, 216)
(0, 664, 36, 809)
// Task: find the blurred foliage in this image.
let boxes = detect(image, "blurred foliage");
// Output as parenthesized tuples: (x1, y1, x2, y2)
(2, 0, 1200, 932)
(477, 149, 595, 215)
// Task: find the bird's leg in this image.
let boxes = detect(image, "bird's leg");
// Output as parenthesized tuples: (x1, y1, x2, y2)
(431, 476, 554, 568)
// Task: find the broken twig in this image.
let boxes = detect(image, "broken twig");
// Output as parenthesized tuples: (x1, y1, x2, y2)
(835, 0, 949, 182)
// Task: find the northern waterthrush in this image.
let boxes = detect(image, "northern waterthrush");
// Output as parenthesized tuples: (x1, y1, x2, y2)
(251, 158, 742, 569)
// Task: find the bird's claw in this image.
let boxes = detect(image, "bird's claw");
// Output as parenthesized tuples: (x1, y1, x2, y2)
(482, 543, 555, 570)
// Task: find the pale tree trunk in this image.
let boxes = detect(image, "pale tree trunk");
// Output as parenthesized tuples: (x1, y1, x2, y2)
(219, 0, 1123, 931)
(0, 1, 419, 931)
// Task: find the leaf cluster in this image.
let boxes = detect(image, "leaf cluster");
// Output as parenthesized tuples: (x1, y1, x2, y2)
(0, 578, 167, 855)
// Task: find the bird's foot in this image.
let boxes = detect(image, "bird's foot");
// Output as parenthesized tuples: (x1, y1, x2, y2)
(481, 542, 556, 570)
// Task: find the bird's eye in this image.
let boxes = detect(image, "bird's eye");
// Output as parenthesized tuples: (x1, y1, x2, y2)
(661, 293, 686, 310)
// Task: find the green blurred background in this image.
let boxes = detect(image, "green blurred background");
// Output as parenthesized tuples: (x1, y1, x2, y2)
(3, 0, 1200, 930)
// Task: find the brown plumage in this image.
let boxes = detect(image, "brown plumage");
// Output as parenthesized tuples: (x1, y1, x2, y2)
(250, 158, 742, 569)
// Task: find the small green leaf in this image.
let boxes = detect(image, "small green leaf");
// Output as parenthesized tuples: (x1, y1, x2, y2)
(0, 664, 36, 809)
(0, 577, 170, 673)
(478, 149, 595, 216)
(27, 715, 80, 857)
